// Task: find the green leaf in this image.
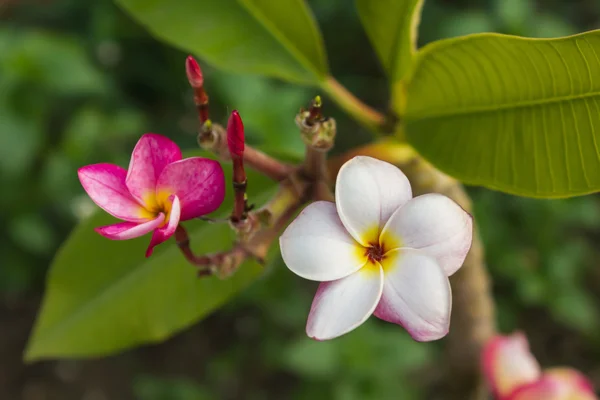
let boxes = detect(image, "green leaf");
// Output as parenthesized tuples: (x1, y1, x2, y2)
(115, 0, 328, 84)
(356, 0, 424, 104)
(405, 31, 600, 197)
(25, 158, 277, 361)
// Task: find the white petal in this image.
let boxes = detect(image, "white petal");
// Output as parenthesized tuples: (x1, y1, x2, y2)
(380, 193, 472, 276)
(307, 266, 383, 340)
(335, 156, 412, 246)
(375, 249, 451, 341)
(280, 201, 367, 282)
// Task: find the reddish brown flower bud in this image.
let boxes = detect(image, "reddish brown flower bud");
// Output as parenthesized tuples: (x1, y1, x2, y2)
(185, 55, 204, 88)
(227, 110, 245, 159)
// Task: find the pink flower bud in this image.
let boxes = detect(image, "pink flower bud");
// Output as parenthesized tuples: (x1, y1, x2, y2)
(227, 110, 245, 158)
(185, 55, 204, 88)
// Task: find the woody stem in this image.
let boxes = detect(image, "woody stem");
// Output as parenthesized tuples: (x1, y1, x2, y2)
(199, 124, 293, 182)
(231, 156, 248, 222)
(244, 146, 293, 182)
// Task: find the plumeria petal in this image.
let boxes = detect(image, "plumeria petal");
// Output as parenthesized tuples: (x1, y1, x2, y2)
(95, 214, 165, 240)
(544, 368, 596, 396)
(145, 195, 181, 257)
(380, 193, 472, 276)
(126, 133, 182, 210)
(78, 163, 153, 222)
(335, 156, 412, 246)
(280, 201, 368, 282)
(374, 249, 451, 341)
(506, 377, 566, 400)
(156, 157, 225, 221)
(507, 371, 597, 400)
(481, 333, 542, 399)
(306, 266, 384, 340)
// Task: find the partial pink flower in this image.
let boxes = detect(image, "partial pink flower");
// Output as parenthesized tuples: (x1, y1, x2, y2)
(279, 156, 473, 341)
(78, 133, 225, 257)
(483, 332, 597, 400)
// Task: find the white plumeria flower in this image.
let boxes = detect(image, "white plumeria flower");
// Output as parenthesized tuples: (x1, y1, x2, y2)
(279, 156, 473, 341)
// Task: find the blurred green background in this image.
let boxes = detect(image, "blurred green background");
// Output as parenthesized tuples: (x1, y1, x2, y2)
(1, 0, 600, 399)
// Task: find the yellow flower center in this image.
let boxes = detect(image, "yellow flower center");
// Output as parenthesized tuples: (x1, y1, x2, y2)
(354, 226, 403, 274)
(140, 190, 175, 226)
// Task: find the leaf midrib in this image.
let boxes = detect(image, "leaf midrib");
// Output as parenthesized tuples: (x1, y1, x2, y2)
(406, 90, 600, 121)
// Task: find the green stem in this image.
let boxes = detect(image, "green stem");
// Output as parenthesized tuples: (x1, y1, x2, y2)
(321, 76, 386, 134)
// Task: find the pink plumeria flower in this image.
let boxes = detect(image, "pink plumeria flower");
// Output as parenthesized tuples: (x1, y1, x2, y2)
(78, 133, 225, 257)
(483, 332, 597, 400)
(279, 156, 473, 341)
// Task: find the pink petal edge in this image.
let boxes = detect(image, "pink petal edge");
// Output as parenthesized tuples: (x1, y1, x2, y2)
(78, 163, 150, 222)
(306, 267, 384, 341)
(374, 249, 451, 342)
(544, 368, 597, 398)
(156, 157, 225, 221)
(95, 214, 165, 240)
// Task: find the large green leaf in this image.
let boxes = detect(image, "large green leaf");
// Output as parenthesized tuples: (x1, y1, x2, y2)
(26, 159, 278, 361)
(405, 31, 600, 198)
(115, 0, 328, 84)
(356, 0, 424, 107)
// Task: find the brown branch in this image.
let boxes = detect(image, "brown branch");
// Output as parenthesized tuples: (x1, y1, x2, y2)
(175, 171, 310, 277)
(243, 146, 293, 181)
(199, 123, 293, 182)
(231, 158, 248, 223)
(175, 225, 212, 267)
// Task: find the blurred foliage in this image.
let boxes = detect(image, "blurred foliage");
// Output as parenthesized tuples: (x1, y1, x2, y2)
(1, 0, 600, 398)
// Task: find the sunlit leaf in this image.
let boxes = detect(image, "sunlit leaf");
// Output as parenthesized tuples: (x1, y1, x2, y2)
(356, 0, 423, 111)
(356, 0, 423, 83)
(115, 0, 328, 84)
(405, 31, 600, 197)
(25, 155, 278, 360)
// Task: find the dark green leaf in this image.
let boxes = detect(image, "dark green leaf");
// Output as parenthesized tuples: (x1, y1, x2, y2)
(356, 0, 423, 109)
(115, 0, 328, 84)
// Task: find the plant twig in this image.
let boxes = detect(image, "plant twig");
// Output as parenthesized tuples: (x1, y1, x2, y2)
(297, 96, 335, 201)
(199, 122, 293, 182)
(321, 76, 387, 134)
(175, 171, 310, 277)
(186, 56, 209, 124)
(227, 111, 249, 223)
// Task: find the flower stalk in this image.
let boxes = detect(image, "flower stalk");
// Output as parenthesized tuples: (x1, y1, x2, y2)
(227, 110, 250, 225)
(197, 120, 293, 182)
(186, 56, 209, 124)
